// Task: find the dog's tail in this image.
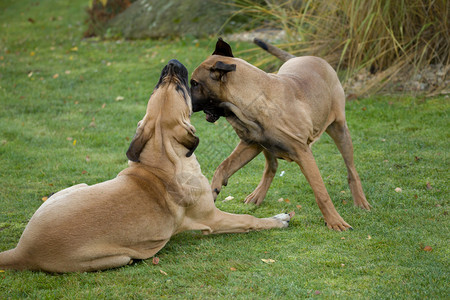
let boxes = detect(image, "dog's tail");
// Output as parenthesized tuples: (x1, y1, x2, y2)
(0, 248, 32, 271)
(253, 38, 295, 62)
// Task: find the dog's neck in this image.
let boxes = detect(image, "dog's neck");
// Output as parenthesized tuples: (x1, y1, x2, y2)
(129, 132, 188, 180)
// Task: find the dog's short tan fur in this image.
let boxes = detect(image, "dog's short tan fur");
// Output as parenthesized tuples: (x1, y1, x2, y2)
(0, 60, 292, 273)
(190, 39, 370, 231)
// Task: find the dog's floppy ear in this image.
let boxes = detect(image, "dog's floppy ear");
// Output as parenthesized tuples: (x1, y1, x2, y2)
(175, 122, 200, 157)
(126, 127, 150, 162)
(210, 61, 236, 82)
(212, 38, 234, 57)
(184, 133, 200, 157)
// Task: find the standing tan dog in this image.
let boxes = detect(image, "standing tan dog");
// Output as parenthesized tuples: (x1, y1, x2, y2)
(190, 39, 370, 231)
(0, 60, 292, 273)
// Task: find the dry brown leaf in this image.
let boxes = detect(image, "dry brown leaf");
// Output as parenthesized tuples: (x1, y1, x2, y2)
(261, 258, 276, 264)
(42, 196, 48, 202)
(423, 246, 432, 252)
(284, 198, 291, 203)
(230, 267, 237, 271)
(152, 257, 159, 265)
(159, 269, 168, 275)
(223, 196, 234, 202)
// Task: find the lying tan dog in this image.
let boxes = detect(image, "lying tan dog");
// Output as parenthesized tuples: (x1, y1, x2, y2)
(0, 60, 292, 273)
(190, 39, 370, 231)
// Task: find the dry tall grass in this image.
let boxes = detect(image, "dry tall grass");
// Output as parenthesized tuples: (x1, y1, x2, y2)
(232, 0, 449, 95)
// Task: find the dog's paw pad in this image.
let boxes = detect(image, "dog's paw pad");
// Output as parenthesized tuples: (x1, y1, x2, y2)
(272, 213, 292, 227)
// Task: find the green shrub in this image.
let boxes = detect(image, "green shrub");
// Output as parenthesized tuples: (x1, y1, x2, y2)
(84, 0, 135, 38)
(234, 0, 449, 94)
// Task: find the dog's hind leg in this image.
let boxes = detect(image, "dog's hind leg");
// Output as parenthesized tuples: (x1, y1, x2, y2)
(326, 121, 371, 210)
(211, 141, 262, 201)
(295, 146, 352, 231)
(245, 150, 278, 205)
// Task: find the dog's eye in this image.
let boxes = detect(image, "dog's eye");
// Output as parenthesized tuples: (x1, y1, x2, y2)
(190, 80, 198, 87)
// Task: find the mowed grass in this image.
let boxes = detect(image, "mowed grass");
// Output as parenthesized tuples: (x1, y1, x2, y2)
(0, 0, 449, 298)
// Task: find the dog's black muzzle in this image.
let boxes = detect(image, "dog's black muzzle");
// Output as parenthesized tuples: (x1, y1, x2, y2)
(157, 59, 189, 90)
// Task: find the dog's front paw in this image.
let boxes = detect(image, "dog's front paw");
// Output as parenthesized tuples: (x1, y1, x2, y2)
(272, 212, 295, 228)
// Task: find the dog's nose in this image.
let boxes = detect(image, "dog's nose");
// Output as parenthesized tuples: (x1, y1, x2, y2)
(166, 59, 188, 83)
(168, 59, 182, 67)
(167, 59, 183, 73)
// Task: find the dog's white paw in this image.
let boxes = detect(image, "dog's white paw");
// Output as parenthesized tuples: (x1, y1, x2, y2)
(272, 212, 294, 228)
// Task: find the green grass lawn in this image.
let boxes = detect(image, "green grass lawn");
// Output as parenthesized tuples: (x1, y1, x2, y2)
(1, 0, 449, 298)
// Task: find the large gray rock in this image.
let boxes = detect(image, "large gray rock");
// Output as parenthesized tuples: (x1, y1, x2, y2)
(107, 0, 238, 39)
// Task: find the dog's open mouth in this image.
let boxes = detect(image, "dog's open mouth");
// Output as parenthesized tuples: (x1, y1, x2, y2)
(205, 110, 220, 123)
(203, 106, 225, 123)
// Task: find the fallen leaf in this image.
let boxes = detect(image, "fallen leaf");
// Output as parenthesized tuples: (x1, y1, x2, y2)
(85, 155, 91, 162)
(423, 246, 432, 252)
(342, 200, 348, 205)
(284, 198, 290, 203)
(394, 187, 402, 193)
(70, 46, 78, 52)
(362, 107, 367, 111)
(367, 235, 372, 240)
(89, 117, 96, 127)
(101, 103, 106, 109)
(81, 170, 87, 174)
(159, 269, 168, 275)
(42, 196, 48, 202)
(152, 257, 159, 265)
(65, 70, 71, 74)
(53, 73, 59, 79)
(315, 290, 321, 295)
(261, 258, 276, 264)
(277, 198, 284, 202)
(66, 137, 73, 141)
(115, 96, 124, 101)
(341, 237, 345, 240)
(296, 205, 302, 209)
(27, 17, 35, 23)
(223, 196, 234, 202)
(230, 267, 237, 271)
(341, 264, 345, 267)
(426, 182, 432, 190)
